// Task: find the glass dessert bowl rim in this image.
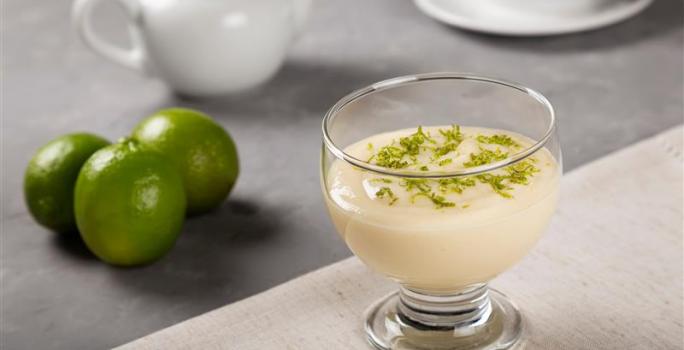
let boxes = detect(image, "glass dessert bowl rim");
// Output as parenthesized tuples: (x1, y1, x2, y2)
(322, 72, 556, 179)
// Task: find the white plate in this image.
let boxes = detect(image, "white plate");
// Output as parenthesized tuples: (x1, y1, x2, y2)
(413, 0, 653, 36)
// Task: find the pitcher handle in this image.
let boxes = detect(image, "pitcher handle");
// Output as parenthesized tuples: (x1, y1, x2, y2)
(72, 0, 148, 73)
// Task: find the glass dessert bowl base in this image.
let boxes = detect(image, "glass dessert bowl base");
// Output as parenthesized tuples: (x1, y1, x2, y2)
(364, 285, 524, 350)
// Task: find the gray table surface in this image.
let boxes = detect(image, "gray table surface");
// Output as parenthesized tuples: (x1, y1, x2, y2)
(2, 0, 682, 349)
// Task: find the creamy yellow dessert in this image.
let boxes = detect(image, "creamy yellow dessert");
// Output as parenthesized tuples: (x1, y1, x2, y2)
(324, 126, 560, 291)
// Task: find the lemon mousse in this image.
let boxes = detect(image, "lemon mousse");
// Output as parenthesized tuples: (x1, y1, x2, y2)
(324, 125, 560, 291)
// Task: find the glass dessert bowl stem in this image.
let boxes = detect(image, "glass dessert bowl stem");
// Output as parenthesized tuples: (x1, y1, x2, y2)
(397, 285, 493, 331)
(365, 285, 524, 350)
(321, 73, 560, 350)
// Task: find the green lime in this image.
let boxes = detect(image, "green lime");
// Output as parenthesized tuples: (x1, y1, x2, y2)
(74, 139, 186, 266)
(24, 133, 110, 233)
(131, 108, 239, 214)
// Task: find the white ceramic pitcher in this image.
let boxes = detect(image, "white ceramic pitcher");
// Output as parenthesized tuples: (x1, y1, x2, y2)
(73, 0, 311, 96)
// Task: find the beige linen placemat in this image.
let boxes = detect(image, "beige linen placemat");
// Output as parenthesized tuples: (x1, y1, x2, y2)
(119, 126, 683, 350)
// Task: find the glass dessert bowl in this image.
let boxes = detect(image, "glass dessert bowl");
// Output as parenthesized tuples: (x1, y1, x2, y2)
(320, 73, 561, 350)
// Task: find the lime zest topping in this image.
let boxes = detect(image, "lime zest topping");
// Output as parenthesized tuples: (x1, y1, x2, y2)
(370, 178, 393, 184)
(373, 145, 408, 168)
(439, 125, 463, 144)
(438, 158, 453, 166)
(463, 148, 508, 168)
(375, 186, 398, 205)
(400, 126, 434, 156)
(438, 177, 476, 194)
(369, 126, 440, 169)
(400, 178, 431, 193)
(475, 174, 513, 198)
(364, 126, 542, 207)
(400, 178, 457, 209)
(433, 142, 460, 158)
(471, 159, 539, 198)
(476, 134, 520, 148)
(431, 125, 463, 159)
(505, 159, 539, 185)
(411, 192, 455, 208)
